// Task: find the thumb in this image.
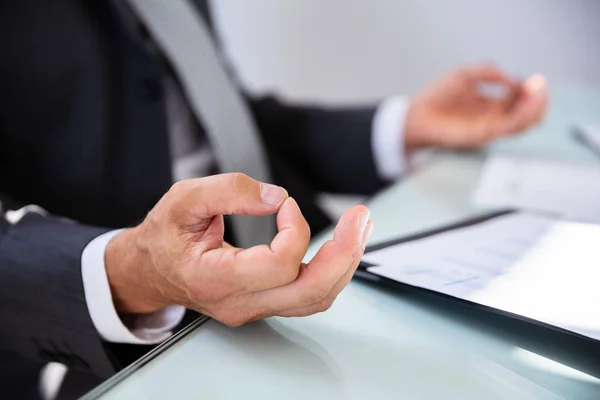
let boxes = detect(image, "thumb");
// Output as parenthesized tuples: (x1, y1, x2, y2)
(170, 173, 288, 225)
(494, 73, 548, 135)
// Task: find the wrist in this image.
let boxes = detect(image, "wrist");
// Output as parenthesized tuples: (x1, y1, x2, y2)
(105, 227, 170, 314)
(403, 101, 433, 151)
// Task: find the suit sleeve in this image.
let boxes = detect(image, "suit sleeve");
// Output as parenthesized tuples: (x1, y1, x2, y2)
(248, 95, 390, 196)
(0, 195, 118, 378)
(202, 4, 389, 195)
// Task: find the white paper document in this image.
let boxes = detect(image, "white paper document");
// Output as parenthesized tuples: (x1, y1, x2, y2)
(473, 155, 600, 218)
(362, 212, 600, 340)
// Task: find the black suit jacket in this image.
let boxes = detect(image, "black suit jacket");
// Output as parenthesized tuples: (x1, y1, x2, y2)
(0, 0, 389, 380)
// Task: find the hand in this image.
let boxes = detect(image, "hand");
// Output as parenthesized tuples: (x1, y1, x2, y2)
(404, 64, 548, 149)
(105, 173, 373, 327)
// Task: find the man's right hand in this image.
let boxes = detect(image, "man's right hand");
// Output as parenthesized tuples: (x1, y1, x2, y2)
(105, 173, 373, 327)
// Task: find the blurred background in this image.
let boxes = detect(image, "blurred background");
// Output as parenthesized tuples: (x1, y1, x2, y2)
(213, 0, 600, 104)
(209, 0, 600, 217)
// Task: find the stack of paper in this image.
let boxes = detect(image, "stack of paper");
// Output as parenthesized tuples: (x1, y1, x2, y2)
(362, 211, 600, 340)
(473, 155, 600, 222)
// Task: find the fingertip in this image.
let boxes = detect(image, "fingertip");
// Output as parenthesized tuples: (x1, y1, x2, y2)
(354, 204, 370, 215)
(275, 197, 309, 238)
(346, 205, 370, 220)
(285, 196, 300, 211)
(260, 183, 289, 208)
(525, 73, 547, 94)
(334, 205, 370, 243)
(277, 197, 303, 224)
(271, 196, 310, 258)
(361, 220, 374, 249)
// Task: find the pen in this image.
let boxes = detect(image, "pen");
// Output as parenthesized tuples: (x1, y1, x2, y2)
(572, 125, 600, 158)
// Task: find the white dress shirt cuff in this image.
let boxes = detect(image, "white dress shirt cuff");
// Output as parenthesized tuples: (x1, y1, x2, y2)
(371, 96, 411, 180)
(81, 230, 185, 344)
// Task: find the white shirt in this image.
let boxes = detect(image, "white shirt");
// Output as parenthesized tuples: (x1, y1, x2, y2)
(80, 96, 412, 344)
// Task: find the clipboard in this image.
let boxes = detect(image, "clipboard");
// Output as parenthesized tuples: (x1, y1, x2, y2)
(355, 210, 600, 347)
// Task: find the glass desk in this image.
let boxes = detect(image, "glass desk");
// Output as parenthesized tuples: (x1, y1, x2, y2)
(85, 85, 600, 399)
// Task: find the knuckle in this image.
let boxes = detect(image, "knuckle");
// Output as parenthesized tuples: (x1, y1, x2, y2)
(186, 282, 228, 305)
(302, 223, 312, 243)
(214, 312, 238, 327)
(228, 172, 251, 194)
(351, 244, 364, 261)
(169, 180, 188, 195)
(282, 264, 301, 285)
(212, 309, 232, 325)
(276, 256, 301, 284)
(458, 67, 472, 79)
(317, 297, 334, 313)
(480, 62, 495, 71)
(306, 286, 329, 305)
(225, 173, 254, 214)
(221, 315, 245, 328)
(164, 181, 190, 216)
(216, 310, 256, 328)
(472, 62, 492, 73)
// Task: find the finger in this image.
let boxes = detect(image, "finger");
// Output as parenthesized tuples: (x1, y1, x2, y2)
(333, 219, 373, 291)
(169, 173, 289, 225)
(189, 214, 227, 254)
(248, 205, 370, 312)
(332, 220, 374, 293)
(494, 74, 548, 136)
(495, 74, 546, 135)
(279, 220, 374, 318)
(495, 99, 536, 136)
(461, 64, 521, 112)
(270, 197, 311, 265)
(464, 63, 520, 88)
(518, 88, 548, 131)
(232, 197, 310, 290)
(530, 75, 549, 124)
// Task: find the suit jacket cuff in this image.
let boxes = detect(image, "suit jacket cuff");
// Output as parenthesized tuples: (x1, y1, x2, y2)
(81, 230, 185, 344)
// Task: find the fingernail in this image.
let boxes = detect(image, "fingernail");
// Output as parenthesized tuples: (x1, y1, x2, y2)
(260, 183, 288, 206)
(358, 210, 370, 236)
(526, 73, 546, 93)
(361, 221, 374, 249)
(286, 197, 301, 212)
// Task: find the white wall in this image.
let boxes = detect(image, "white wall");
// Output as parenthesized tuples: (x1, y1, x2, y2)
(212, 0, 600, 104)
